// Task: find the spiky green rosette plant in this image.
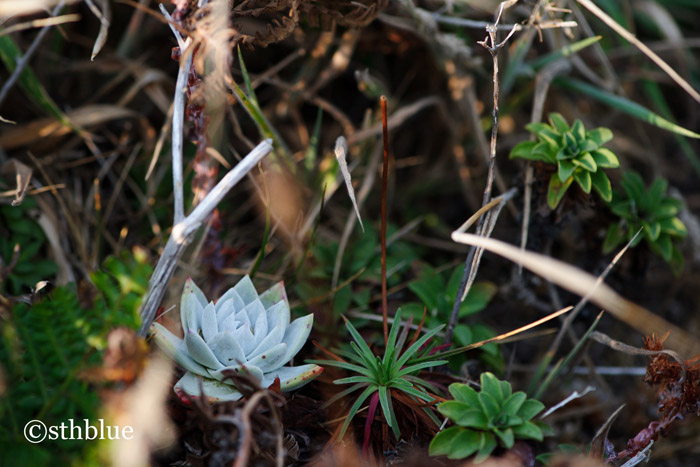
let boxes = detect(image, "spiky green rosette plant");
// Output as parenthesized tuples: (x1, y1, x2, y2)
(604, 171, 687, 271)
(150, 276, 322, 402)
(311, 309, 446, 443)
(510, 112, 620, 209)
(429, 373, 551, 463)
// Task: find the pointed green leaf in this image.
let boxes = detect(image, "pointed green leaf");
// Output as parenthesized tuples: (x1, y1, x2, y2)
(509, 141, 539, 160)
(572, 119, 586, 141)
(588, 127, 613, 146)
(455, 409, 489, 429)
(429, 426, 464, 457)
(517, 399, 545, 420)
(558, 160, 576, 182)
(548, 113, 569, 133)
(439, 427, 481, 459)
(659, 217, 687, 237)
(574, 152, 597, 172)
(655, 234, 674, 262)
(477, 392, 500, 419)
(548, 173, 574, 209)
(573, 169, 592, 193)
(501, 392, 527, 416)
(603, 221, 624, 254)
(448, 383, 480, 406)
(512, 421, 544, 441)
(643, 178, 668, 212)
(591, 169, 613, 202)
(480, 372, 503, 402)
(474, 432, 497, 463)
(591, 148, 619, 168)
(446, 428, 481, 459)
(494, 427, 515, 448)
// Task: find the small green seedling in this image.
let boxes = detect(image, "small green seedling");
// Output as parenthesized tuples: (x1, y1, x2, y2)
(403, 264, 502, 371)
(510, 112, 620, 209)
(429, 372, 551, 463)
(604, 171, 687, 271)
(310, 309, 446, 441)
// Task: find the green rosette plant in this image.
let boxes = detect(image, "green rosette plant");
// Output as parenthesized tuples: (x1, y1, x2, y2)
(429, 372, 551, 463)
(310, 308, 446, 442)
(510, 112, 620, 209)
(604, 171, 687, 271)
(150, 276, 322, 402)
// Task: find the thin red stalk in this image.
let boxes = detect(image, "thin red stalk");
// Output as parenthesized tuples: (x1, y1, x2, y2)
(380, 96, 389, 346)
(363, 391, 380, 457)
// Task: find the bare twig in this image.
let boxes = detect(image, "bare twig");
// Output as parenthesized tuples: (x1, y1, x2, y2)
(444, 1, 519, 346)
(432, 14, 577, 32)
(0, 0, 66, 108)
(380, 95, 390, 345)
(138, 139, 273, 336)
(159, 3, 192, 224)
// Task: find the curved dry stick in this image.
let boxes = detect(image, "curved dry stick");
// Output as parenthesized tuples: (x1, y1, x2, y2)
(576, 0, 700, 104)
(138, 139, 273, 336)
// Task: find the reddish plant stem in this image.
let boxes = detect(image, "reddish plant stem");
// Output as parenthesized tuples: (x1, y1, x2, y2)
(380, 96, 390, 346)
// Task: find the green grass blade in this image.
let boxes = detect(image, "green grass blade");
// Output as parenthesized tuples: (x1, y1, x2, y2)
(306, 359, 374, 377)
(395, 324, 444, 369)
(342, 316, 380, 371)
(249, 195, 271, 279)
(0, 35, 70, 126)
(528, 36, 602, 70)
(229, 75, 293, 166)
(305, 106, 323, 173)
(382, 309, 403, 367)
(556, 78, 700, 139)
(378, 385, 400, 438)
(338, 384, 376, 439)
(237, 46, 259, 108)
(321, 382, 367, 409)
(395, 360, 447, 378)
(533, 312, 603, 400)
(334, 375, 375, 385)
(642, 79, 700, 178)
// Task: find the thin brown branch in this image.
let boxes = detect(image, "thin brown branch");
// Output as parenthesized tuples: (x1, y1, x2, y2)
(380, 96, 390, 346)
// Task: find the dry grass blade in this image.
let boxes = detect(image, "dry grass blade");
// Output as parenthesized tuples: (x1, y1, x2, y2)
(541, 385, 596, 419)
(450, 231, 700, 357)
(0, 105, 136, 150)
(590, 404, 626, 461)
(413, 306, 573, 364)
(85, 0, 111, 60)
(0, 0, 80, 16)
(576, 0, 700, 104)
(334, 136, 364, 232)
(0, 159, 32, 206)
(0, 14, 81, 38)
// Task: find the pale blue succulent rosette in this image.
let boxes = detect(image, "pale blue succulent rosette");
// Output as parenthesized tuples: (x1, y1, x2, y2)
(150, 275, 322, 402)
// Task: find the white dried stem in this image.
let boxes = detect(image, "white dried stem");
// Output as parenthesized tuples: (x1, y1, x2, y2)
(138, 139, 273, 336)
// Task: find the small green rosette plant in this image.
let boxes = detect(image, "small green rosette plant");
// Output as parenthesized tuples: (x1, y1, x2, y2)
(310, 308, 446, 440)
(604, 171, 687, 271)
(429, 372, 551, 463)
(510, 112, 620, 209)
